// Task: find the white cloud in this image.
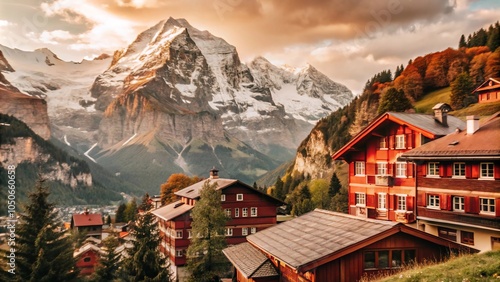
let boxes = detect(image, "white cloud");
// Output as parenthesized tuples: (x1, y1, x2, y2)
(0, 20, 14, 27)
(115, 0, 163, 8)
(38, 30, 75, 44)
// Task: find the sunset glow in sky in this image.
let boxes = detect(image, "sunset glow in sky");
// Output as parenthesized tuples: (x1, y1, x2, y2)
(1, 0, 499, 94)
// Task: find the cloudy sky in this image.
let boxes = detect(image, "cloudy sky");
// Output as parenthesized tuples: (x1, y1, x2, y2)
(0, 0, 499, 94)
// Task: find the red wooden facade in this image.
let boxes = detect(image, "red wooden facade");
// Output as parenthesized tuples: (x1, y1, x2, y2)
(153, 170, 284, 280)
(400, 114, 500, 251)
(332, 111, 465, 224)
(74, 243, 101, 276)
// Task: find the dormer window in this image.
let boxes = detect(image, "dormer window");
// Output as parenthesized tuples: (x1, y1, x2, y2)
(379, 137, 387, 149)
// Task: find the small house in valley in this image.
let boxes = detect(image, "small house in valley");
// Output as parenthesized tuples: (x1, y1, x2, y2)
(71, 210, 103, 239)
(473, 77, 500, 104)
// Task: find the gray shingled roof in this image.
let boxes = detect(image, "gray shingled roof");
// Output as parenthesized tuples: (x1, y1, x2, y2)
(389, 112, 465, 136)
(151, 200, 193, 221)
(223, 242, 278, 278)
(247, 209, 399, 270)
(175, 178, 237, 199)
(401, 113, 500, 159)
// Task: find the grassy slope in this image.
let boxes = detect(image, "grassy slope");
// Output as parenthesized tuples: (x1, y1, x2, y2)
(371, 250, 500, 282)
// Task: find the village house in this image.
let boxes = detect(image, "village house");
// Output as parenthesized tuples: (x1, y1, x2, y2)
(400, 113, 500, 252)
(152, 168, 285, 281)
(473, 77, 500, 104)
(74, 242, 103, 276)
(71, 209, 104, 239)
(331, 105, 465, 223)
(224, 209, 476, 282)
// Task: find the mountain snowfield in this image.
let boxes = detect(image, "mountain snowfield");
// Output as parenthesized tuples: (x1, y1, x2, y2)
(0, 18, 353, 192)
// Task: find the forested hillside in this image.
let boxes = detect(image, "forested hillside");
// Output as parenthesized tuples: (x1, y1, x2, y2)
(263, 21, 500, 215)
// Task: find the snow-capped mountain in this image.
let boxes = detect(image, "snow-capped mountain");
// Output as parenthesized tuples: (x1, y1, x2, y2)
(0, 18, 353, 191)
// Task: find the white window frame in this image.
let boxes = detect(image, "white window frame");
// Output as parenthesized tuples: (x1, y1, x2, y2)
(480, 198, 495, 214)
(242, 227, 248, 236)
(355, 161, 365, 176)
(379, 137, 388, 149)
(250, 227, 257, 234)
(480, 162, 494, 179)
(395, 134, 406, 149)
(427, 162, 440, 177)
(427, 195, 440, 209)
(242, 208, 248, 217)
(453, 196, 464, 212)
(175, 230, 183, 239)
(396, 195, 407, 211)
(176, 250, 184, 257)
(225, 228, 233, 236)
(377, 162, 388, 176)
(251, 207, 258, 217)
(378, 193, 387, 210)
(188, 230, 193, 238)
(452, 163, 466, 178)
(236, 194, 244, 201)
(225, 208, 231, 217)
(221, 194, 226, 201)
(234, 208, 239, 217)
(355, 193, 366, 207)
(395, 162, 407, 178)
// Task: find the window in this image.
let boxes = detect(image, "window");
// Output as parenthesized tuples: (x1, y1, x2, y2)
(427, 195, 440, 209)
(225, 208, 231, 217)
(427, 162, 439, 176)
(251, 207, 258, 217)
(355, 161, 365, 175)
(83, 257, 91, 263)
(250, 227, 257, 234)
(395, 134, 405, 149)
(175, 230, 183, 238)
(188, 230, 192, 238)
(379, 137, 387, 149)
(480, 198, 495, 214)
(396, 162, 407, 178)
(242, 228, 248, 236)
(438, 227, 457, 241)
(242, 208, 248, 217)
(176, 250, 184, 257)
(355, 193, 366, 206)
(378, 193, 387, 209)
(234, 208, 239, 217)
(364, 249, 415, 270)
(225, 228, 233, 236)
(453, 196, 464, 211)
(453, 163, 465, 178)
(236, 194, 244, 201)
(480, 163, 494, 178)
(221, 194, 226, 201)
(397, 195, 407, 211)
(461, 231, 474, 245)
(377, 163, 388, 175)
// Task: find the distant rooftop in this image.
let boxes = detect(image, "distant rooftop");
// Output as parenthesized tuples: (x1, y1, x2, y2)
(175, 178, 238, 199)
(72, 213, 103, 227)
(151, 200, 193, 221)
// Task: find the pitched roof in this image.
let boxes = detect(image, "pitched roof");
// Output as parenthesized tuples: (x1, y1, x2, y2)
(473, 77, 500, 92)
(223, 242, 278, 278)
(247, 209, 476, 272)
(175, 178, 238, 199)
(401, 113, 500, 160)
(151, 200, 193, 221)
(73, 242, 103, 257)
(72, 213, 103, 227)
(332, 112, 465, 160)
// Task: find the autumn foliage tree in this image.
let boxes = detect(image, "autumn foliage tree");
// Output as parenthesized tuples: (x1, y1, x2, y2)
(160, 173, 202, 205)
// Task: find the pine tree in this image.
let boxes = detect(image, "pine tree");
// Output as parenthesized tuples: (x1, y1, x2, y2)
(450, 72, 475, 110)
(115, 203, 126, 223)
(124, 199, 137, 222)
(122, 194, 172, 281)
(271, 176, 285, 201)
(328, 173, 341, 198)
(378, 87, 413, 114)
(186, 180, 230, 282)
(92, 234, 121, 282)
(459, 34, 467, 48)
(16, 177, 78, 281)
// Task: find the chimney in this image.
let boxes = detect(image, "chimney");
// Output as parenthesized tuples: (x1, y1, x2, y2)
(466, 115, 479, 134)
(209, 167, 219, 179)
(84, 208, 89, 215)
(432, 103, 448, 127)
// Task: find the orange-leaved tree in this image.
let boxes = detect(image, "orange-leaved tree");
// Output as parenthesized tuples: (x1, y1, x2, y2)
(160, 173, 202, 205)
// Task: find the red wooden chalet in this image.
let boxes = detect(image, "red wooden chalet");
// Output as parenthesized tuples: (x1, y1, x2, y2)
(71, 210, 103, 239)
(401, 113, 500, 252)
(224, 209, 477, 282)
(332, 106, 465, 223)
(74, 242, 103, 276)
(152, 168, 285, 281)
(473, 77, 500, 104)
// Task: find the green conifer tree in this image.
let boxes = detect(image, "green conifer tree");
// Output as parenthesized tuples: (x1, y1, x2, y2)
(186, 180, 230, 282)
(121, 194, 171, 281)
(16, 177, 78, 281)
(328, 173, 341, 198)
(115, 203, 126, 223)
(377, 87, 413, 114)
(450, 72, 475, 110)
(92, 234, 121, 282)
